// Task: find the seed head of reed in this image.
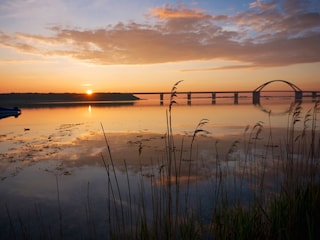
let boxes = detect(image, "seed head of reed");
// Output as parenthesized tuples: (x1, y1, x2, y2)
(251, 121, 264, 140)
(169, 80, 183, 112)
(290, 102, 302, 126)
(191, 118, 210, 145)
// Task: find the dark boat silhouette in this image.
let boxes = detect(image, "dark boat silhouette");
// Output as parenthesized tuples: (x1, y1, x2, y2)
(0, 107, 21, 119)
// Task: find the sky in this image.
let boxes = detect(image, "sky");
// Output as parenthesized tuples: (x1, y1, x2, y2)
(0, 0, 319, 93)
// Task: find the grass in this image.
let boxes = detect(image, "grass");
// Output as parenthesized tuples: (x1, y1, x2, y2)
(2, 82, 320, 239)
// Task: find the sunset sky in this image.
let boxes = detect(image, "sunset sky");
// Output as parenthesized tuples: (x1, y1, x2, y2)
(0, 0, 319, 93)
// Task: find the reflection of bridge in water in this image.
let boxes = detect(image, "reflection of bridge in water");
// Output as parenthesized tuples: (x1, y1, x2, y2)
(132, 80, 319, 105)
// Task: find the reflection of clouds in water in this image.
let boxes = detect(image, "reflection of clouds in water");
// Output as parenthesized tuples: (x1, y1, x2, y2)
(2, 124, 318, 189)
(0, 129, 169, 178)
(0, 125, 104, 178)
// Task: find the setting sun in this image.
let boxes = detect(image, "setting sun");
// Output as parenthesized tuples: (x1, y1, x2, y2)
(86, 89, 93, 95)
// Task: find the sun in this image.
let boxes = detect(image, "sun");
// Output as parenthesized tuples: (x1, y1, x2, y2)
(86, 89, 93, 95)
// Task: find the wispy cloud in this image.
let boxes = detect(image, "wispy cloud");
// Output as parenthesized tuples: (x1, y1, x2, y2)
(0, 0, 319, 69)
(181, 64, 258, 72)
(249, 0, 277, 10)
(0, 58, 44, 64)
(80, 83, 92, 87)
(149, 4, 211, 19)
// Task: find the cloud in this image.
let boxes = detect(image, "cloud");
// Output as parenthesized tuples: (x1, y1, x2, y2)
(149, 4, 211, 19)
(181, 64, 258, 72)
(0, 0, 319, 69)
(249, 0, 277, 10)
(234, 0, 320, 37)
(80, 83, 92, 87)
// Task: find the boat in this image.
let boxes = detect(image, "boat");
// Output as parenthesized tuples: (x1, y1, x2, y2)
(0, 107, 21, 119)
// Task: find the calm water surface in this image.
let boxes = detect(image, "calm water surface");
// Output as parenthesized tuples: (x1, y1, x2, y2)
(0, 96, 318, 239)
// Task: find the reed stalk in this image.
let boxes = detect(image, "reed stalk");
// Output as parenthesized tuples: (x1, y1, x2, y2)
(55, 175, 63, 239)
(101, 122, 126, 234)
(5, 204, 16, 240)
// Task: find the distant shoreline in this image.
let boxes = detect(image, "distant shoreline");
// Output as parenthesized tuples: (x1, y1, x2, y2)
(0, 93, 140, 107)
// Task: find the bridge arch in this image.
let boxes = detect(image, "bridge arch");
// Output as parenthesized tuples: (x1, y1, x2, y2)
(253, 80, 302, 92)
(252, 80, 302, 104)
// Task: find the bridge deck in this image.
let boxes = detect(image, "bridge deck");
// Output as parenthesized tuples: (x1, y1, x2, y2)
(130, 90, 319, 105)
(132, 90, 318, 95)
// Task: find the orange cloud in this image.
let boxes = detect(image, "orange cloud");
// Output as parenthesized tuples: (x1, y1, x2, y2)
(0, 2, 319, 70)
(149, 4, 210, 19)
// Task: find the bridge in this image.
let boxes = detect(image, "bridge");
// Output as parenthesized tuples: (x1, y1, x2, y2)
(132, 80, 319, 105)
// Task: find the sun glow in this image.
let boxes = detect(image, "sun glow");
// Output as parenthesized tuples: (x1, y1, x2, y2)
(86, 89, 93, 95)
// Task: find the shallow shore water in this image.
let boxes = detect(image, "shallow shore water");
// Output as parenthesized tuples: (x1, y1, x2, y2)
(0, 98, 319, 239)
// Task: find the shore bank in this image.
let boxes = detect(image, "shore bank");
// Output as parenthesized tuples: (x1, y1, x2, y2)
(0, 93, 140, 107)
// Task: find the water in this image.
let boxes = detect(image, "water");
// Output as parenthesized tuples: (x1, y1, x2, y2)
(0, 96, 318, 239)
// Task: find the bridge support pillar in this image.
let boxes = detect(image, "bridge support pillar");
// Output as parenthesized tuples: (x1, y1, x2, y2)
(252, 91, 260, 105)
(295, 91, 303, 103)
(234, 92, 239, 104)
(160, 93, 164, 105)
(212, 92, 216, 104)
(187, 92, 191, 105)
(312, 92, 317, 102)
